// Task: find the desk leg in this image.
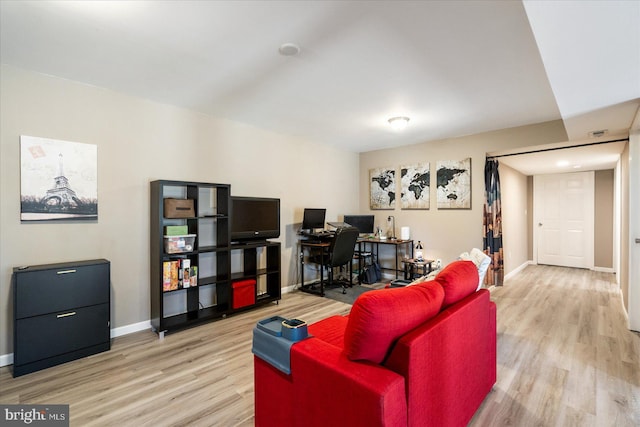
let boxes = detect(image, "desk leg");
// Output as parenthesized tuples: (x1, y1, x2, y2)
(357, 241, 362, 285)
(320, 250, 325, 297)
(395, 245, 399, 279)
(300, 248, 305, 290)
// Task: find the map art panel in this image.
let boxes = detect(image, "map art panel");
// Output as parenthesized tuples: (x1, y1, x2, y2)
(370, 167, 396, 210)
(436, 158, 471, 209)
(401, 163, 430, 209)
(20, 135, 98, 221)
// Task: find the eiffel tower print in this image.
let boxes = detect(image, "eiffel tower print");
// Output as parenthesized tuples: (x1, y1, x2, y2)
(42, 153, 81, 208)
(20, 135, 98, 221)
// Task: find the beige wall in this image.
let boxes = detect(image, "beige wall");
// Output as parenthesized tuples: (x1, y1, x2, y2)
(594, 169, 614, 269)
(359, 121, 568, 273)
(499, 163, 530, 273)
(0, 65, 359, 356)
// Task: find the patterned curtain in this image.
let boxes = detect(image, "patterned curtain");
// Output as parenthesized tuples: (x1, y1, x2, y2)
(483, 159, 503, 286)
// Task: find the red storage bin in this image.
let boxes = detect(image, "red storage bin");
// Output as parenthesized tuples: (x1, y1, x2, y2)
(232, 279, 256, 309)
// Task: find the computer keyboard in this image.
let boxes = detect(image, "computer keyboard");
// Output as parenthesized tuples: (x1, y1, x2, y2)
(301, 230, 334, 239)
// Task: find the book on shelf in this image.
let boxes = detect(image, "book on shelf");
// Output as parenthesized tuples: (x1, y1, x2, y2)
(164, 259, 196, 291)
(190, 266, 198, 287)
(163, 261, 172, 291)
(182, 258, 191, 288)
(170, 261, 179, 290)
(163, 261, 180, 291)
(165, 225, 188, 236)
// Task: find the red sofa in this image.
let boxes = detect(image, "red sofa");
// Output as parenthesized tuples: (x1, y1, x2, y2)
(254, 260, 497, 427)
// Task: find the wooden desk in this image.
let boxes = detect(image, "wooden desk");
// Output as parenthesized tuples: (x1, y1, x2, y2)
(356, 237, 413, 279)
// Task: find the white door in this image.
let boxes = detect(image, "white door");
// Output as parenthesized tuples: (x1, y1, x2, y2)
(534, 171, 594, 269)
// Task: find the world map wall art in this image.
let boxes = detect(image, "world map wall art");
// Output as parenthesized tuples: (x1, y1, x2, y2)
(370, 167, 396, 209)
(400, 163, 430, 209)
(436, 158, 471, 209)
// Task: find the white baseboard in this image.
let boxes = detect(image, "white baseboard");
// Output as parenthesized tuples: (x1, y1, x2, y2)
(504, 260, 532, 282)
(0, 353, 13, 368)
(110, 320, 151, 338)
(593, 266, 615, 273)
(281, 284, 296, 294)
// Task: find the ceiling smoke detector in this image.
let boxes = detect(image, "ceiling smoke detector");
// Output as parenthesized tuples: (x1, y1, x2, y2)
(589, 129, 608, 138)
(279, 43, 300, 56)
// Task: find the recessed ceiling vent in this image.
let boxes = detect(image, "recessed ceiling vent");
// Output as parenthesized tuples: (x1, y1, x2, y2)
(589, 129, 608, 138)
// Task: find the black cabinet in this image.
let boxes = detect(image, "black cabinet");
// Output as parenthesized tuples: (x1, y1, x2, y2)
(13, 259, 111, 377)
(150, 180, 281, 337)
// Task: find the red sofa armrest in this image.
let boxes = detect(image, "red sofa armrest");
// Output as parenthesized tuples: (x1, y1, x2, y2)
(290, 337, 408, 427)
(255, 355, 295, 427)
(384, 289, 496, 427)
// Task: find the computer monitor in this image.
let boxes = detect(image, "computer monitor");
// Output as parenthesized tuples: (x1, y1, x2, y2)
(302, 208, 326, 231)
(343, 215, 375, 235)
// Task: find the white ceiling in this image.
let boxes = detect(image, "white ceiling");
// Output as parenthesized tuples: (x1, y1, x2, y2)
(1, 1, 639, 170)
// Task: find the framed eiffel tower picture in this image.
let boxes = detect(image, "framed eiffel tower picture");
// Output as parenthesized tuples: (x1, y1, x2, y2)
(20, 135, 98, 221)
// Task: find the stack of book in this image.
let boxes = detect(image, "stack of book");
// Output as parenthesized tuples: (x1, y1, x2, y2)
(163, 259, 198, 291)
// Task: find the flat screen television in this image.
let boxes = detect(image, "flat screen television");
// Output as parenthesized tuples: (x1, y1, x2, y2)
(343, 214, 375, 234)
(231, 196, 280, 242)
(302, 208, 326, 231)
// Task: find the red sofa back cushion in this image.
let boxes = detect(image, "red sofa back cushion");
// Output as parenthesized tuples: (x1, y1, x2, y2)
(435, 260, 479, 307)
(344, 281, 444, 364)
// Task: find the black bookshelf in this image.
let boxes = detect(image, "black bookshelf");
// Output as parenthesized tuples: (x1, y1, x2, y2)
(150, 180, 281, 337)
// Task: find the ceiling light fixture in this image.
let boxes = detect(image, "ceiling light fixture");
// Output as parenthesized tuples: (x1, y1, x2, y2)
(279, 43, 300, 56)
(388, 116, 410, 131)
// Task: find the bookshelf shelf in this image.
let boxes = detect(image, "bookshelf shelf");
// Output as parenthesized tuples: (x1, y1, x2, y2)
(150, 180, 281, 337)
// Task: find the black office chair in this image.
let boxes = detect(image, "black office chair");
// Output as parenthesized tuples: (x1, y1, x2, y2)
(313, 226, 360, 294)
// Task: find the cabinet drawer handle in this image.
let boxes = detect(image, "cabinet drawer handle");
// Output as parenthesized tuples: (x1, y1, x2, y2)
(57, 269, 77, 275)
(56, 312, 76, 318)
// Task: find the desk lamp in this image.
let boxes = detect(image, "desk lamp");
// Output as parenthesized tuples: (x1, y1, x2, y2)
(415, 241, 424, 261)
(387, 215, 396, 240)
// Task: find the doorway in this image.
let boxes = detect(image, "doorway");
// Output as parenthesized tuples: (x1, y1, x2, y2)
(533, 171, 594, 269)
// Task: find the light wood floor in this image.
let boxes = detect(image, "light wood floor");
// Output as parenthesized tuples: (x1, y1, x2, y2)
(1, 265, 639, 426)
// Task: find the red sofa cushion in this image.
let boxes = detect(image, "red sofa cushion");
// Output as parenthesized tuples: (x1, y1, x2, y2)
(435, 260, 479, 307)
(344, 281, 444, 363)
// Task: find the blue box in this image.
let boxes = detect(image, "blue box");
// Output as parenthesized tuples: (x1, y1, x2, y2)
(281, 318, 308, 341)
(257, 316, 285, 337)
